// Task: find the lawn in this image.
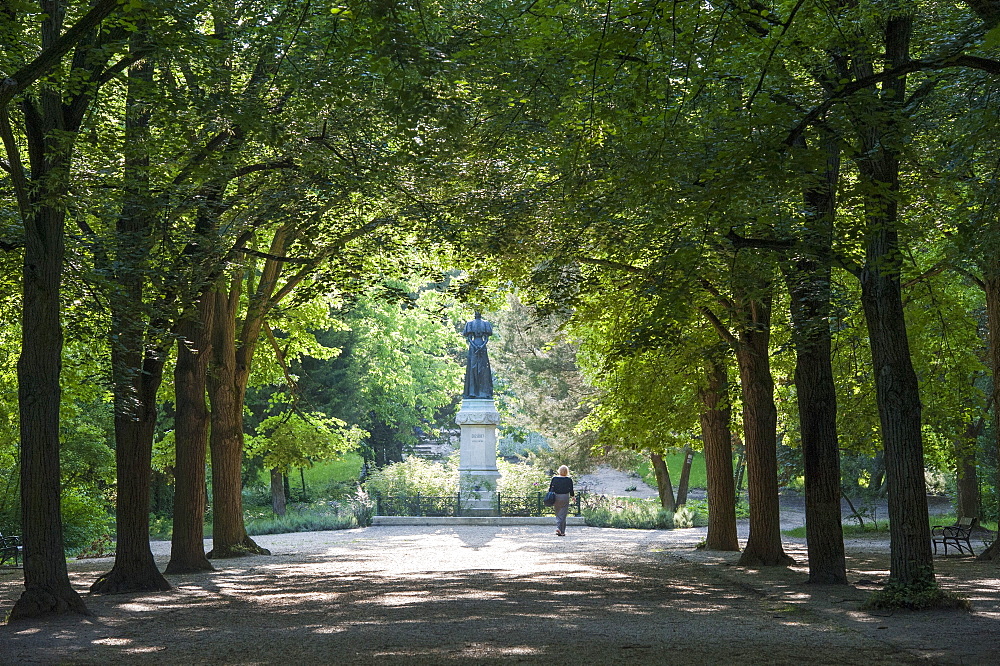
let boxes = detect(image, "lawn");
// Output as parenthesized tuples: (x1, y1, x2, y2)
(636, 451, 707, 490)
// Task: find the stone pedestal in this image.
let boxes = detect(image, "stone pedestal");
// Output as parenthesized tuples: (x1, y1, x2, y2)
(456, 398, 501, 515)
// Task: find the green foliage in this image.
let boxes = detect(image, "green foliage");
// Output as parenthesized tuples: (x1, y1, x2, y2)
(673, 505, 697, 529)
(244, 503, 360, 536)
(73, 535, 117, 560)
(583, 500, 674, 529)
(248, 406, 366, 474)
(62, 490, 113, 550)
(300, 281, 465, 466)
(581, 494, 707, 530)
(496, 459, 550, 497)
(364, 457, 459, 498)
(684, 498, 748, 521)
(343, 487, 376, 527)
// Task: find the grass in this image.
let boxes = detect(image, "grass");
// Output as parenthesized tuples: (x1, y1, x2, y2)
(782, 514, 999, 539)
(147, 504, 366, 541)
(635, 451, 708, 491)
(261, 452, 365, 497)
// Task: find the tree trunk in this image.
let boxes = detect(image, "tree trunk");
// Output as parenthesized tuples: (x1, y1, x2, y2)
(271, 469, 287, 517)
(9, 55, 90, 617)
(978, 271, 1000, 561)
(91, 36, 170, 595)
(90, 415, 170, 594)
(699, 353, 739, 551)
(675, 447, 693, 506)
(735, 285, 793, 567)
(11, 203, 87, 619)
(783, 132, 847, 584)
(650, 454, 676, 512)
(955, 418, 981, 520)
(207, 283, 268, 558)
(848, 16, 933, 588)
(166, 298, 216, 574)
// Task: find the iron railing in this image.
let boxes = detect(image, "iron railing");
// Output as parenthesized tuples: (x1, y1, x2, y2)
(374, 492, 582, 517)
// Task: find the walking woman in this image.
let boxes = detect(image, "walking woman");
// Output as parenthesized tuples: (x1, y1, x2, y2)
(548, 465, 575, 536)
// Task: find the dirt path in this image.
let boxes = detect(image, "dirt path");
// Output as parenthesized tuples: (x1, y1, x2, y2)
(2, 522, 999, 665)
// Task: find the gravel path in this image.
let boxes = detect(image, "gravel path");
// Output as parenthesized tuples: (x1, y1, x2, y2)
(0, 468, 989, 664)
(3, 519, 1000, 665)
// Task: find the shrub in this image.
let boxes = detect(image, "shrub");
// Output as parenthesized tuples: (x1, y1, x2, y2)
(245, 503, 358, 535)
(582, 495, 674, 529)
(673, 505, 696, 528)
(364, 457, 458, 498)
(62, 490, 112, 550)
(344, 487, 375, 527)
(496, 459, 550, 498)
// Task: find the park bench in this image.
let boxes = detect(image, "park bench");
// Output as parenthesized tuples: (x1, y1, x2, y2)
(0, 532, 22, 568)
(931, 516, 977, 556)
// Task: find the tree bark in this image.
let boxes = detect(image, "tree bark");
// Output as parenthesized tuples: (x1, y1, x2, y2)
(852, 15, 934, 588)
(699, 353, 739, 551)
(783, 133, 847, 584)
(8, 4, 105, 615)
(207, 283, 269, 558)
(954, 418, 981, 520)
(735, 283, 794, 567)
(978, 270, 1000, 561)
(271, 469, 287, 517)
(675, 447, 693, 506)
(90, 27, 170, 596)
(12, 201, 88, 619)
(650, 454, 676, 512)
(166, 298, 216, 574)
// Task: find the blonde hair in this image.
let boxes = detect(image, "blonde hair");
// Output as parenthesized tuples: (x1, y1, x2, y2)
(557, 465, 569, 476)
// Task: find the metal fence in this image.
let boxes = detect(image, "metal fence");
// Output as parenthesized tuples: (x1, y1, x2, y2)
(374, 492, 582, 517)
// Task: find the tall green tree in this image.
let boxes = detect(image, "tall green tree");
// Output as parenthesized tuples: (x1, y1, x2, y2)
(1, 0, 130, 619)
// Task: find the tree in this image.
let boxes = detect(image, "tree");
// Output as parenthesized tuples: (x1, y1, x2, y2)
(89, 17, 172, 595)
(1, 0, 129, 619)
(300, 280, 465, 469)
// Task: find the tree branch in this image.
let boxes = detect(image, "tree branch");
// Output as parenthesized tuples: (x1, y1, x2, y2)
(699, 306, 739, 348)
(0, 105, 30, 218)
(233, 246, 313, 265)
(786, 55, 1000, 145)
(0, 0, 121, 108)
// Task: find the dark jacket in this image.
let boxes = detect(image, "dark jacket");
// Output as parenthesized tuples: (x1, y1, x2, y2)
(548, 475, 574, 496)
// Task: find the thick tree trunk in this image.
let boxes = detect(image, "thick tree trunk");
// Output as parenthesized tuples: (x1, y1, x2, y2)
(9, 64, 89, 616)
(90, 416, 170, 594)
(735, 287, 793, 567)
(978, 272, 1000, 561)
(90, 40, 170, 594)
(789, 283, 847, 583)
(675, 447, 693, 506)
(699, 354, 739, 551)
(11, 203, 88, 619)
(650, 454, 676, 512)
(846, 13, 933, 590)
(166, 299, 216, 574)
(207, 284, 268, 558)
(783, 134, 847, 584)
(860, 257, 932, 585)
(271, 469, 287, 517)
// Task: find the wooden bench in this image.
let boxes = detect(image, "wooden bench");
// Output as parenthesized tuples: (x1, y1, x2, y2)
(0, 532, 22, 568)
(931, 516, 977, 556)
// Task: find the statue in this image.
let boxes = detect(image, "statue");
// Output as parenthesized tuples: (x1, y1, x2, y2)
(462, 312, 493, 399)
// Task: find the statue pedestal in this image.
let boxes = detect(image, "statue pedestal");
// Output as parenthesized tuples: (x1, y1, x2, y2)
(456, 398, 501, 516)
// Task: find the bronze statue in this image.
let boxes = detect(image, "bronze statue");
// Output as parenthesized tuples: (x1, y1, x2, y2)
(463, 312, 493, 399)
